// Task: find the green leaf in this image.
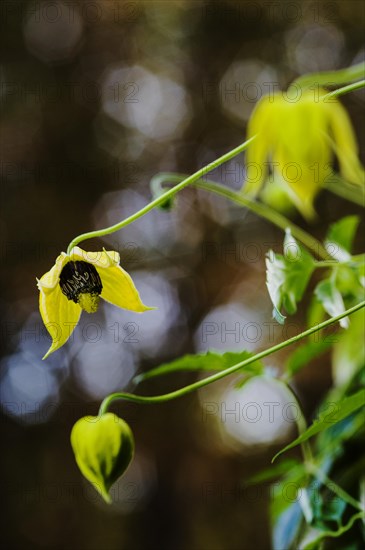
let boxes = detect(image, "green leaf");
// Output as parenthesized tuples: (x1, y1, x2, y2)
(71, 413, 134, 503)
(315, 278, 349, 329)
(293, 62, 365, 89)
(336, 264, 364, 298)
(134, 350, 264, 384)
(316, 408, 365, 452)
(325, 215, 360, 260)
(272, 390, 365, 462)
(246, 458, 300, 485)
(266, 230, 315, 324)
(285, 340, 332, 377)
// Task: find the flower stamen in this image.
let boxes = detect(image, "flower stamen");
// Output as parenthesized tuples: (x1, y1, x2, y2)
(59, 261, 102, 312)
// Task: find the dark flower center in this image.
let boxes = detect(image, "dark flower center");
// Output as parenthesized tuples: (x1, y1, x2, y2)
(59, 261, 102, 308)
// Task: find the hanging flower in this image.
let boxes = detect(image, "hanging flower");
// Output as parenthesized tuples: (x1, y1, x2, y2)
(243, 88, 364, 219)
(37, 247, 154, 359)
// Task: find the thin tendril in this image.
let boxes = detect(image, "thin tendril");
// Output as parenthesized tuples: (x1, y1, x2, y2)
(66, 136, 256, 254)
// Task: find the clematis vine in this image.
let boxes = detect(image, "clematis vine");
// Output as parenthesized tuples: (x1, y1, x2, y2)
(28, 58, 365, 526)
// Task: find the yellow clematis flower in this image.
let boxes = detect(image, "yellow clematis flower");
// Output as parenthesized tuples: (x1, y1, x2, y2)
(244, 88, 364, 219)
(37, 246, 154, 359)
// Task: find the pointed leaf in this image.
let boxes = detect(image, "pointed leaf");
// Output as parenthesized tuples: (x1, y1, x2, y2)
(246, 458, 300, 485)
(285, 340, 332, 377)
(134, 350, 264, 384)
(272, 390, 365, 462)
(325, 215, 360, 260)
(315, 278, 349, 328)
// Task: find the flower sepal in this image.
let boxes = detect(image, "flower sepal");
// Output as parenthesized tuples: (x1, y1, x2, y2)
(243, 88, 364, 220)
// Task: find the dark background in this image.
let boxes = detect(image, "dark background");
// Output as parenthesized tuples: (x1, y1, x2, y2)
(1, 1, 364, 549)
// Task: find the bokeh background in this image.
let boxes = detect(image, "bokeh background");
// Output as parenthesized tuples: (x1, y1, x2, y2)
(1, 1, 364, 548)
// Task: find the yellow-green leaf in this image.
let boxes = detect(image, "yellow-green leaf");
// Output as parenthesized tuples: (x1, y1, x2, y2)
(325, 215, 360, 261)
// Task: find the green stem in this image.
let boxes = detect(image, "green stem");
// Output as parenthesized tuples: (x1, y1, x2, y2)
(315, 257, 364, 269)
(315, 261, 337, 268)
(98, 300, 365, 415)
(274, 379, 313, 465)
(292, 62, 365, 90)
(283, 366, 364, 512)
(66, 136, 256, 254)
(307, 463, 363, 511)
(322, 79, 365, 100)
(152, 173, 331, 260)
(352, 253, 365, 262)
(195, 180, 331, 260)
(323, 173, 364, 207)
(303, 511, 365, 549)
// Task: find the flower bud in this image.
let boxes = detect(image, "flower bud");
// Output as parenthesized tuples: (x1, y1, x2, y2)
(71, 413, 134, 503)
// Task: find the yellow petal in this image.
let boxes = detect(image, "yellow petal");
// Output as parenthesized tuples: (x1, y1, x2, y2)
(37, 252, 68, 293)
(326, 98, 365, 185)
(98, 266, 154, 312)
(40, 286, 81, 359)
(271, 96, 332, 220)
(244, 95, 274, 195)
(69, 247, 120, 268)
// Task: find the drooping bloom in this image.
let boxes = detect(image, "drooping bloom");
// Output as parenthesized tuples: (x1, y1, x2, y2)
(243, 88, 364, 219)
(37, 247, 154, 359)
